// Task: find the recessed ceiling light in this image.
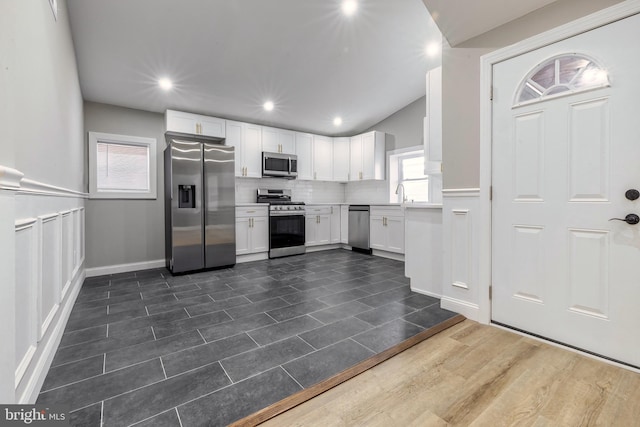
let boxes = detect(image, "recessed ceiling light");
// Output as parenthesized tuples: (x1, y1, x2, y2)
(425, 42, 440, 57)
(333, 117, 343, 126)
(158, 78, 173, 91)
(341, 0, 358, 16)
(263, 101, 274, 111)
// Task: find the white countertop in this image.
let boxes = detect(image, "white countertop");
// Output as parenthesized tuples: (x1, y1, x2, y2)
(236, 203, 265, 207)
(236, 202, 442, 209)
(403, 203, 443, 209)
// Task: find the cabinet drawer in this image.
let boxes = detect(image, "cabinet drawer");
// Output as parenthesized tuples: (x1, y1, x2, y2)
(236, 207, 268, 218)
(306, 206, 332, 215)
(370, 206, 404, 218)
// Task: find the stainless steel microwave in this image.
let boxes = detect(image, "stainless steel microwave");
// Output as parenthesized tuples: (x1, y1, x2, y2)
(262, 152, 298, 179)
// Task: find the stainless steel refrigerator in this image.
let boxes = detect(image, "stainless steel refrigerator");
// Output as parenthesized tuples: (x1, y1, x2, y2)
(164, 133, 236, 274)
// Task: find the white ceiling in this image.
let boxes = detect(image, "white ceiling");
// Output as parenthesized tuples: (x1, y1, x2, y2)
(422, 0, 561, 46)
(66, 0, 442, 136)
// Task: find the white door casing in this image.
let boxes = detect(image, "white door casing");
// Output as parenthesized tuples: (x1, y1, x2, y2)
(491, 12, 640, 368)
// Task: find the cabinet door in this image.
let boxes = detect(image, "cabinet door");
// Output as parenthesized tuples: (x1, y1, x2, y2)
(243, 123, 263, 178)
(333, 138, 350, 182)
(317, 214, 331, 245)
(386, 216, 405, 254)
(226, 121, 243, 177)
(330, 206, 341, 244)
(236, 218, 251, 255)
(296, 132, 314, 180)
(313, 135, 333, 181)
(166, 111, 197, 134)
(199, 116, 226, 138)
(251, 216, 269, 253)
(305, 215, 317, 246)
(279, 130, 295, 154)
(349, 135, 362, 181)
(370, 215, 386, 250)
(361, 132, 376, 180)
(261, 127, 280, 153)
(340, 205, 348, 244)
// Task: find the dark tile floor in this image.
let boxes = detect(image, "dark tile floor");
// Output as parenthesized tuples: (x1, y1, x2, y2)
(38, 250, 457, 426)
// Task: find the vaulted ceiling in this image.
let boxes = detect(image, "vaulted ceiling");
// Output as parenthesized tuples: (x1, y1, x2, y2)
(422, 0, 561, 46)
(66, 0, 442, 136)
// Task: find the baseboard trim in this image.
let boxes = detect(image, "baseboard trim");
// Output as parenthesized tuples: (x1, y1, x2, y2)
(305, 244, 342, 253)
(21, 268, 85, 403)
(85, 259, 165, 277)
(236, 252, 269, 264)
(229, 313, 466, 427)
(409, 287, 441, 299)
(441, 296, 480, 321)
(371, 249, 404, 261)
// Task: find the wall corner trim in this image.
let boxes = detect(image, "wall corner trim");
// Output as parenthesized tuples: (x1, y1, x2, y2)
(0, 166, 25, 190)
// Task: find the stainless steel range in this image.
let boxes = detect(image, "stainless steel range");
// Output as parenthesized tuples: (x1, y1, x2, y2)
(257, 189, 306, 258)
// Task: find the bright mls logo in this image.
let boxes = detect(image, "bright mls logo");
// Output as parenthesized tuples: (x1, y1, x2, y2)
(0, 406, 69, 426)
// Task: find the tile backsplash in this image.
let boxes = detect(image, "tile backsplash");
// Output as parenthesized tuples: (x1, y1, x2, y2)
(235, 178, 346, 203)
(344, 180, 390, 204)
(236, 178, 397, 204)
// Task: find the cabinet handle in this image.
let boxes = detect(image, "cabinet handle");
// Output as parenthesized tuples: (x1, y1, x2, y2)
(246, 210, 255, 213)
(317, 215, 319, 224)
(359, 171, 362, 180)
(331, 207, 333, 214)
(314, 172, 317, 180)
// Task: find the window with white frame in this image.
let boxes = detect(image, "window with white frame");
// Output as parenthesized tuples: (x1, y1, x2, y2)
(88, 132, 157, 199)
(389, 148, 428, 203)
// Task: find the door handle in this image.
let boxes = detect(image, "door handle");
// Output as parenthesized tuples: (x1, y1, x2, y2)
(609, 214, 640, 225)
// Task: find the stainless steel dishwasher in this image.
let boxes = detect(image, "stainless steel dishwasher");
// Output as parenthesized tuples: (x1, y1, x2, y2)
(348, 205, 372, 254)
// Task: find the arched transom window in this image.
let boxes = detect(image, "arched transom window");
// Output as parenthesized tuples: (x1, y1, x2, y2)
(514, 54, 609, 106)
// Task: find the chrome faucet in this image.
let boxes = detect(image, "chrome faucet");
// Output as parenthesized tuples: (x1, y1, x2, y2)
(395, 183, 407, 203)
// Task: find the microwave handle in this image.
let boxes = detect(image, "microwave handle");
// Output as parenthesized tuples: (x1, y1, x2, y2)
(288, 157, 292, 174)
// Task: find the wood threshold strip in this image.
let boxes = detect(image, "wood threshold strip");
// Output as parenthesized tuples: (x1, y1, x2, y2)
(230, 313, 467, 427)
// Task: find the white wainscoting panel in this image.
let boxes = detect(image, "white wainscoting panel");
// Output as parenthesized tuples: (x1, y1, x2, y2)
(61, 211, 73, 300)
(38, 214, 61, 340)
(14, 219, 38, 388)
(442, 189, 480, 320)
(3, 165, 88, 404)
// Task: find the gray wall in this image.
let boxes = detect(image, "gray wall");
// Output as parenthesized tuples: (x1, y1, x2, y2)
(1, 0, 84, 191)
(84, 102, 166, 268)
(441, 0, 623, 189)
(366, 95, 426, 151)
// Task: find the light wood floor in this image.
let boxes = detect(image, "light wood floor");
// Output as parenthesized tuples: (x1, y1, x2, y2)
(261, 320, 640, 426)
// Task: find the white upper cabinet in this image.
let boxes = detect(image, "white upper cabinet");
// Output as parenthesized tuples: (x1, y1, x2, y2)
(165, 110, 225, 138)
(350, 131, 385, 181)
(262, 126, 295, 155)
(295, 132, 314, 181)
(312, 135, 333, 181)
(226, 120, 262, 178)
(333, 137, 350, 182)
(424, 66, 442, 174)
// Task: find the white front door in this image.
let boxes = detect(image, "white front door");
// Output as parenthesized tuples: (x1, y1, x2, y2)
(492, 13, 640, 367)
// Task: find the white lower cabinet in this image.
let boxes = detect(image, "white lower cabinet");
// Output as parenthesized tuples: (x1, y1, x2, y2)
(236, 206, 268, 255)
(305, 206, 333, 246)
(340, 205, 349, 244)
(330, 206, 341, 244)
(370, 206, 405, 254)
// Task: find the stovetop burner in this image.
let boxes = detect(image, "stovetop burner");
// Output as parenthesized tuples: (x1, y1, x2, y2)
(256, 188, 304, 205)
